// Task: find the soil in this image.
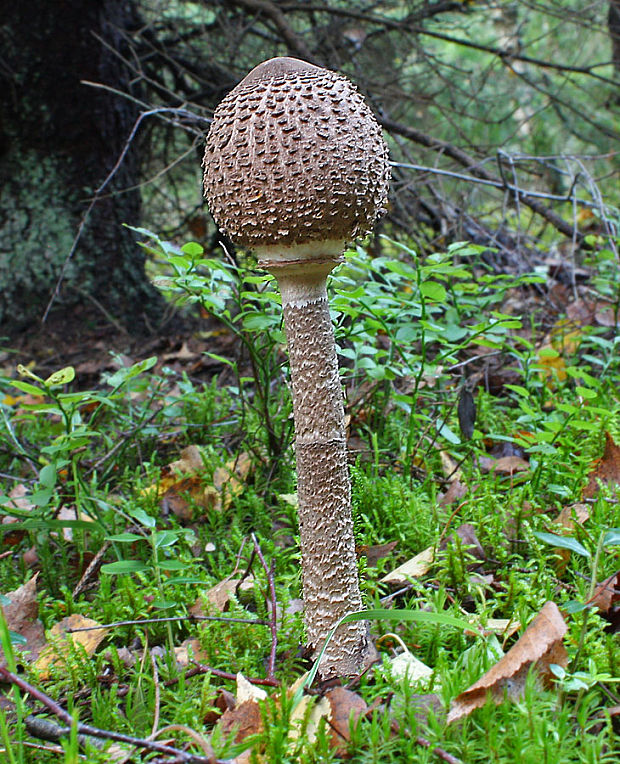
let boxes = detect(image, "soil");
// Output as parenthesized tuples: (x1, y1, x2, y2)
(0, 303, 232, 389)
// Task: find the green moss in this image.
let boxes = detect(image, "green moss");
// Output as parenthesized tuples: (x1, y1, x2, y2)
(0, 150, 77, 325)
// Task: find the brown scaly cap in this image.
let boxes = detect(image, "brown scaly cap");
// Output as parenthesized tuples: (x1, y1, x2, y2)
(203, 57, 390, 255)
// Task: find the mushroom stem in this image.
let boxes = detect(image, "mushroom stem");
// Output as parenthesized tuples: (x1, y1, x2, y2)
(264, 257, 370, 678)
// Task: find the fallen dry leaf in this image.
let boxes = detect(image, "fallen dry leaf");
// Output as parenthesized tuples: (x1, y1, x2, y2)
(203, 688, 236, 725)
(236, 672, 267, 704)
(388, 651, 433, 683)
(583, 432, 620, 500)
(438, 479, 467, 507)
(56, 505, 93, 542)
(174, 637, 209, 668)
(216, 673, 266, 753)
(589, 571, 619, 614)
(147, 447, 253, 516)
(447, 601, 567, 724)
(439, 451, 461, 481)
(1, 575, 46, 665)
(492, 455, 529, 475)
(324, 687, 367, 757)
(1, 484, 35, 546)
(35, 614, 110, 679)
(553, 503, 590, 572)
(356, 540, 398, 567)
(213, 452, 252, 510)
(288, 695, 331, 748)
(465, 618, 521, 641)
(380, 546, 434, 585)
(555, 503, 590, 531)
(439, 523, 486, 568)
(200, 575, 255, 612)
(217, 699, 262, 745)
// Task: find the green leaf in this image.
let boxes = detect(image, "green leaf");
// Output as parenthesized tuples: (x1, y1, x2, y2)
(16, 365, 43, 383)
(9, 380, 44, 396)
(533, 531, 590, 558)
(162, 576, 205, 585)
(152, 598, 176, 609)
(44, 367, 75, 387)
(158, 560, 188, 571)
(101, 561, 149, 575)
(602, 529, 620, 547)
(38, 463, 56, 489)
(504, 384, 530, 398)
(155, 531, 179, 549)
(0, 519, 95, 534)
(128, 508, 156, 528)
(563, 600, 589, 614)
(106, 357, 157, 388)
(8, 631, 27, 646)
(106, 533, 145, 542)
(181, 242, 204, 256)
(420, 281, 447, 302)
(575, 386, 597, 400)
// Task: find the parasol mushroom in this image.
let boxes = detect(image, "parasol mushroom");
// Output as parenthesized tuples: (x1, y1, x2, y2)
(203, 56, 390, 677)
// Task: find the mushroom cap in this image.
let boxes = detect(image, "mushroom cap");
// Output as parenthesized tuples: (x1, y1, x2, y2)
(203, 57, 390, 261)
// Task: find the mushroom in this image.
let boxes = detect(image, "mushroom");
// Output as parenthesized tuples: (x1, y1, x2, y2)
(203, 56, 390, 678)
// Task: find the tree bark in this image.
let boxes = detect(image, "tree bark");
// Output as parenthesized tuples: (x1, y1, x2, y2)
(0, 0, 162, 335)
(610, 0, 620, 76)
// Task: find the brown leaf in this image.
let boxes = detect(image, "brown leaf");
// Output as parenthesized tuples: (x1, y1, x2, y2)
(174, 637, 209, 668)
(553, 503, 590, 572)
(204, 688, 237, 725)
(35, 614, 110, 679)
(447, 601, 567, 724)
(438, 479, 467, 507)
(162, 341, 200, 363)
(162, 476, 218, 520)
(439, 523, 486, 567)
(325, 687, 367, 757)
(1, 575, 45, 665)
(492, 456, 529, 475)
(380, 546, 434, 585)
(203, 575, 255, 612)
(589, 572, 619, 614)
(56, 505, 93, 542)
(583, 432, 620, 499)
(217, 700, 262, 744)
(356, 541, 398, 567)
(555, 503, 590, 531)
(213, 452, 252, 510)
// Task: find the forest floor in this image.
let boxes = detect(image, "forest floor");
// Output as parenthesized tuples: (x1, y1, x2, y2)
(0, 239, 619, 763)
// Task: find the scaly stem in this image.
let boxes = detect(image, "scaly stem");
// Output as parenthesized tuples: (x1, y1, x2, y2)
(267, 259, 369, 678)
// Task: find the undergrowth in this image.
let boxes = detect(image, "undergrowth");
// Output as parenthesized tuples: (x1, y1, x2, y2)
(0, 235, 618, 762)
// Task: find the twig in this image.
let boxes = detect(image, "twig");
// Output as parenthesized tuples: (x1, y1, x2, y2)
(65, 614, 269, 632)
(381, 115, 582, 241)
(284, 3, 617, 85)
(390, 160, 597, 205)
(72, 541, 110, 598)
(231, 0, 317, 63)
(41, 102, 207, 323)
(251, 533, 278, 682)
(25, 715, 105, 751)
(167, 663, 279, 688)
(151, 652, 161, 738)
(0, 666, 222, 763)
(415, 735, 463, 764)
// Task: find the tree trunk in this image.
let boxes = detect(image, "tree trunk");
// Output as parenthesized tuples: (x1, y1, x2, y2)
(0, 0, 162, 335)
(610, 1, 620, 76)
